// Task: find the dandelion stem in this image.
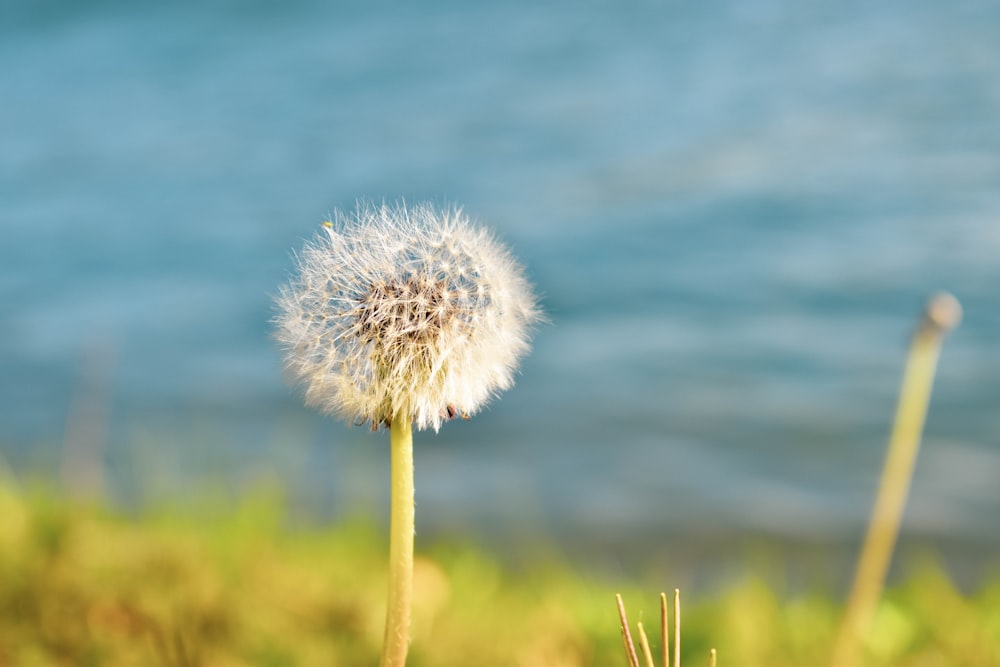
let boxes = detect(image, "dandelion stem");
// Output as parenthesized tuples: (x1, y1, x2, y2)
(830, 293, 961, 667)
(381, 418, 414, 667)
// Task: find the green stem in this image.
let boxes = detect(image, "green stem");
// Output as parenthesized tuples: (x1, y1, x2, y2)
(830, 294, 960, 667)
(381, 418, 414, 667)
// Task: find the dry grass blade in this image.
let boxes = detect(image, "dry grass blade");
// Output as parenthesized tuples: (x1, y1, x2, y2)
(660, 592, 669, 667)
(616, 593, 641, 667)
(673, 589, 681, 667)
(637, 621, 656, 667)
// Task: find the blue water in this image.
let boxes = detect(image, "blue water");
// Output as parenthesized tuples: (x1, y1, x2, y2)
(3, 0, 999, 564)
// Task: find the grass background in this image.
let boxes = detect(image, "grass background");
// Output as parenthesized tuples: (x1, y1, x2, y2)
(1, 481, 997, 667)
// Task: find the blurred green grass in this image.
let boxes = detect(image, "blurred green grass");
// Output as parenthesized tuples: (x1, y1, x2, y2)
(0, 483, 997, 666)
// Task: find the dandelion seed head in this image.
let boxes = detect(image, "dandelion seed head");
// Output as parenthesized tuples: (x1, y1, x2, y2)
(275, 201, 540, 431)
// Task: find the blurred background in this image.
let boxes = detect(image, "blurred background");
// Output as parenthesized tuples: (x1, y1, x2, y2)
(2, 0, 998, 581)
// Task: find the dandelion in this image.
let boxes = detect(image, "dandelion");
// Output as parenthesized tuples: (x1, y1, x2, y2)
(276, 201, 539, 431)
(274, 201, 540, 666)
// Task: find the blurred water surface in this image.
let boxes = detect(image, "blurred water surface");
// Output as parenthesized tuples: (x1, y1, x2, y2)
(2, 0, 999, 563)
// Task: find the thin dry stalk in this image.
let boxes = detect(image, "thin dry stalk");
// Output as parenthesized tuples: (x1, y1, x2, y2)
(617, 589, 702, 667)
(660, 592, 669, 667)
(616, 593, 640, 667)
(673, 589, 681, 667)
(637, 621, 656, 667)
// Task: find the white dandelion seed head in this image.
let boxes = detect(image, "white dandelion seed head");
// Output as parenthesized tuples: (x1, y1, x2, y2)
(275, 201, 541, 432)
